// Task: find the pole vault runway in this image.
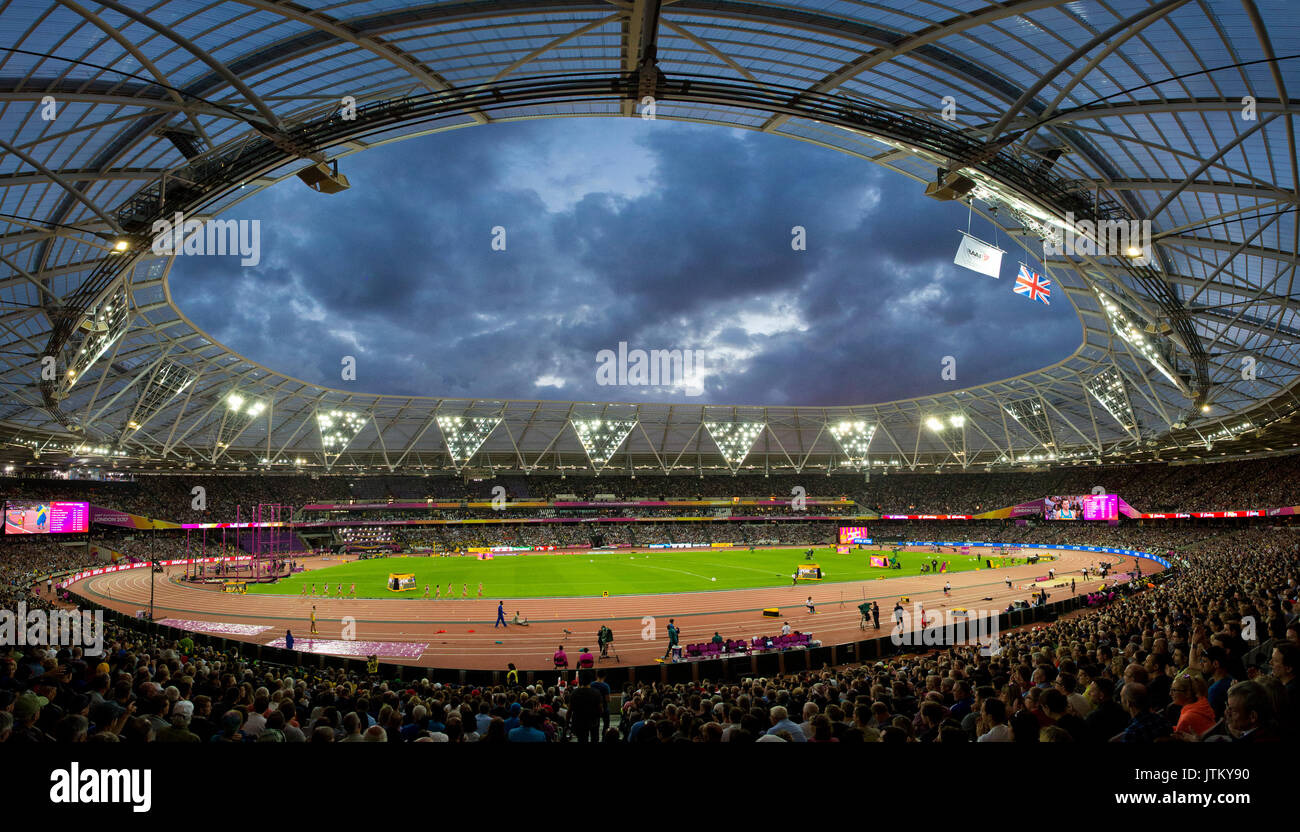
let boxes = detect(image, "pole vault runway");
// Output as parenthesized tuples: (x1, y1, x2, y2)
(71, 547, 1160, 671)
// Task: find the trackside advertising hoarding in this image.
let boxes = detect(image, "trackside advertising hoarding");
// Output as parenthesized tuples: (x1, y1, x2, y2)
(57, 556, 254, 589)
(907, 541, 1171, 570)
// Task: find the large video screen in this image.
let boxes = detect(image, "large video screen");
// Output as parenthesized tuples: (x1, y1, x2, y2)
(3, 501, 90, 534)
(838, 526, 871, 544)
(1043, 494, 1118, 521)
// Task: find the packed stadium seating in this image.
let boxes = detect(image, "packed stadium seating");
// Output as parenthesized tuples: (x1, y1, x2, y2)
(3, 456, 1298, 746)
(7, 455, 1300, 527)
(3, 497, 1297, 742)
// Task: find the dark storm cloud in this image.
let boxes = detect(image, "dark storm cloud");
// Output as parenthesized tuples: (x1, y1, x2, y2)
(170, 118, 1079, 405)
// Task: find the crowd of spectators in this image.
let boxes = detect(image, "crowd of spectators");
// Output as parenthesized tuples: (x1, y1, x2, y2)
(298, 504, 862, 523)
(0, 539, 104, 590)
(3, 522, 1296, 743)
(8, 455, 1300, 526)
(0, 474, 348, 524)
(7, 456, 1300, 748)
(0, 518, 1248, 574)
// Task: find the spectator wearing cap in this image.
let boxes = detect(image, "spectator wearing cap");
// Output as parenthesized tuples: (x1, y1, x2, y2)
(9, 692, 51, 743)
(156, 700, 200, 742)
(504, 702, 522, 732)
(29, 675, 64, 726)
(1200, 646, 1234, 718)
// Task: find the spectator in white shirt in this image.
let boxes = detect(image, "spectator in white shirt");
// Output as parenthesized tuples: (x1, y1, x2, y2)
(977, 698, 1012, 742)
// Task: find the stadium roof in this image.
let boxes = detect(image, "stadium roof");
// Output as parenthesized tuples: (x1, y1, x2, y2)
(1, 0, 1298, 476)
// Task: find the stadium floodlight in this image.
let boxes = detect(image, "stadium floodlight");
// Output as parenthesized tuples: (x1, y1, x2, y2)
(703, 421, 765, 473)
(1085, 366, 1139, 434)
(1097, 291, 1192, 397)
(213, 390, 267, 458)
(437, 415, 501, 470)
(121, 361, 197, 443)
(60, 287, 129, 398)
(571, 419, 636, 470)
(926, 414, 964, 432)
(1004, 398, 1055, 448)
(1207, 421, 1253, 442)
(828, 420, 876, 467)
(317, 409, 369, 467)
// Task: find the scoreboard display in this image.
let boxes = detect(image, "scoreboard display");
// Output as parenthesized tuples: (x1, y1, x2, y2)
(838, 525, 871, 544)
(3, 501, 90, 534)
(1043, 494, 1118, 521)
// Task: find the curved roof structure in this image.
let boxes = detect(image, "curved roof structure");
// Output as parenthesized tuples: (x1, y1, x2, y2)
(1, 0, 1298, 476)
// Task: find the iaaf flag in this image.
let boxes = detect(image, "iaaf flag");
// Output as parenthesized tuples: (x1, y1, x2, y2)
(953, 231, 1004, 278)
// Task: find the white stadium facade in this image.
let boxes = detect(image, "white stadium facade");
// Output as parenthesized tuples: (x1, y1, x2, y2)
(1, 0, 1298, 478)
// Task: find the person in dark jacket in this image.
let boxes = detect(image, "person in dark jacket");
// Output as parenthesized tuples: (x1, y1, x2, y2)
(567, 671, 603, 743)
(1085, 677, 1130, 741)
(1226, 680, 1281, 742)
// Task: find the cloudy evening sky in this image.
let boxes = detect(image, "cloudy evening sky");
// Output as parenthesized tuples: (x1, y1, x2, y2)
(170, 118, 1079, 406)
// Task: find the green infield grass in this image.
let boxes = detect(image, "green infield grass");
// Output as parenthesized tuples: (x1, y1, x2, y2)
(246, 547, 1008, 599)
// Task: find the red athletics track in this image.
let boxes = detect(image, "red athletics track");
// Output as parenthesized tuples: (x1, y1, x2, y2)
(68, 546, 1160, 671)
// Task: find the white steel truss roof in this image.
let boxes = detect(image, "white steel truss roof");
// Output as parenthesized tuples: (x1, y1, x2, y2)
(1, 0, 1298, 475)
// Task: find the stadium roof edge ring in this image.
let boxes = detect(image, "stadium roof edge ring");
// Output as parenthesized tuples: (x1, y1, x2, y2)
(1, 0, 1298, 474)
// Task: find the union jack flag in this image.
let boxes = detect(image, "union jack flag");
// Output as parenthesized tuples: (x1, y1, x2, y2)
(1014, 263, 1051, 305)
